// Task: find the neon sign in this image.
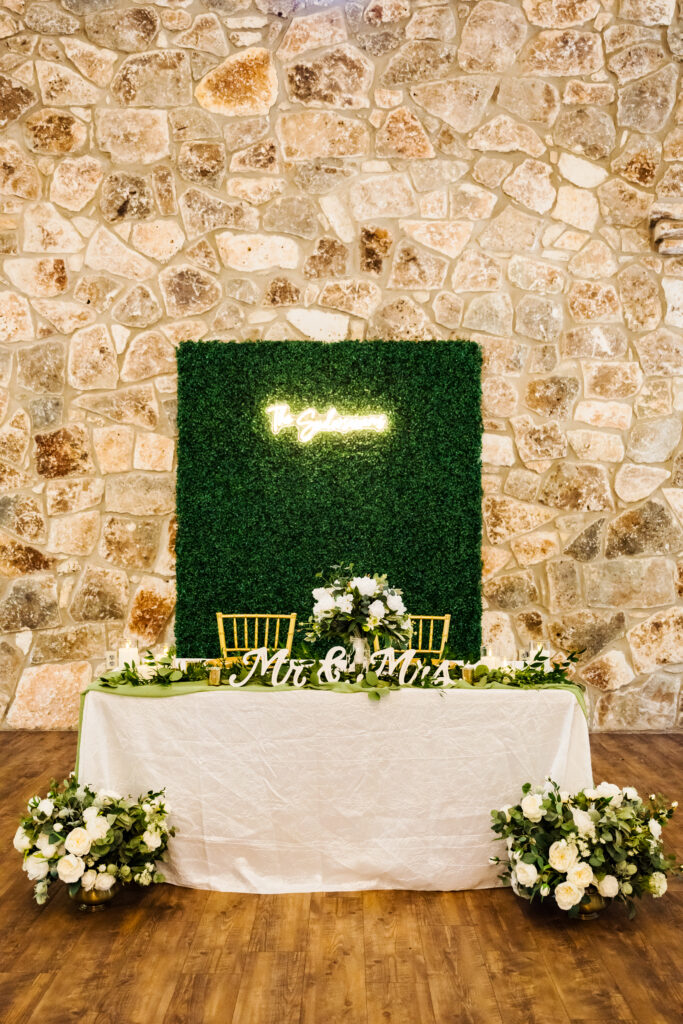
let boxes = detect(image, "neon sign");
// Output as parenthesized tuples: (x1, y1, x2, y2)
(266, 403, 388, 443)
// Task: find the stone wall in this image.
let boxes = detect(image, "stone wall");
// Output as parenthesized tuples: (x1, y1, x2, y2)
(0, 0, 682, 732)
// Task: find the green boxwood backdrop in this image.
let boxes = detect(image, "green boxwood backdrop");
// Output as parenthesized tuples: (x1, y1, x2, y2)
(176, 340, 482, 659)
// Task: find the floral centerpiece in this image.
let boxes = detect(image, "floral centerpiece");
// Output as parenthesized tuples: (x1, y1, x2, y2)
(14, 774, 174, 908)
(491, 780, 680, 918)
(304, 564, 412, 666)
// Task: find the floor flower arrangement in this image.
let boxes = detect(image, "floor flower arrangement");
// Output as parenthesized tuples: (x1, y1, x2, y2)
(14, 774, 174, 907)
(491, 780, 680, 918)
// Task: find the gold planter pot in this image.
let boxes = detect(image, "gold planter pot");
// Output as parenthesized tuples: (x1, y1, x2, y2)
(69, 882, 118, 912)
(577, 889, 606, 920)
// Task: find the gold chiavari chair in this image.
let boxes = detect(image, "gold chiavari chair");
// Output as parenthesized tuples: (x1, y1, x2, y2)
(216, 612, 297, 663)
(373, 614, 451, 661)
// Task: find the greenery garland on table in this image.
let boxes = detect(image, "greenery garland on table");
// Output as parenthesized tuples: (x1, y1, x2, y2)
(98, 647, 584, 704)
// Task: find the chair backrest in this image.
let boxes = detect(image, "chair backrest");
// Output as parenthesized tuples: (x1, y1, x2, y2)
(374, 614, 451, 658)
(216, 613, 297, 659)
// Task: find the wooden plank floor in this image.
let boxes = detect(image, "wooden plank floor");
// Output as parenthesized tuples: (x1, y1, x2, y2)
(1, 732, 681, 1024)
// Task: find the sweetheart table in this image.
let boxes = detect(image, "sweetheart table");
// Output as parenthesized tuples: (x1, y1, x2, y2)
(76, 684, 593, 894)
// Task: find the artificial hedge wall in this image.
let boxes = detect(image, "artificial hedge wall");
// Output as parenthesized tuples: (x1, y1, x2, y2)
(176, 340, 482, 660)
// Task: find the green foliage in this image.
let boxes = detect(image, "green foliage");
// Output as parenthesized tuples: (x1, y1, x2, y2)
(176, 340, 482, 660)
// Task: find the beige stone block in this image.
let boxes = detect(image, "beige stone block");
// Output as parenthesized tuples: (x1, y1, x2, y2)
(6, 661, 91, 730)
(482, 434, 515, 467)
(278, 9, 346, 60)
(483, 495, 556, 545)
(585, 556, 675, 609)
(581, 650, 635, 692)
(95, 109, 170, 166)
(552, 185, 599, 230)
(195, 48, 277, 116)
(217, 232, 299, 272)
(4, 258, 68, 298)
(574, 400, 632, 431)
(61, 37, 118, 87)
(482, 610, 516, 658)
(459, 2, 527, 72)
(126, 576, 176, 646)
(615, 464, 670, 502)
(567, 430, 625, 463)
(482, 546, 512, 580)
(410, 76, 496, 133)
(511, 531, 560, 567)
(67, 324, 118, 391)
(523, 30, 604, 76)
(134, 433, 174, 473)
(594, 673, 680, 731)
(93, 426, 134, 475)
(85, 226, 154, 281)
(105, 473, 175, 516)
(583, 361, 643, 399)
(131, 221, 185, 264)
(629, 606, 683, 673)
(47, 511, 100, 556)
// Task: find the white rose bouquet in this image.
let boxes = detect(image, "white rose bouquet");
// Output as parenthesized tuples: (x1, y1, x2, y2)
(14, 774, 174, 905)
(304, 564, 412, 650)
(491, 780, 680, 918)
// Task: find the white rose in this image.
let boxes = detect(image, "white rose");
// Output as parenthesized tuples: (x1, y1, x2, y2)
(57, 853, 85, 884)
(313, 593, 336, 615)
(82, 806, 101, 824)
(36, 833, 58, 859)
(567, 862, 594, 889)
(386, 593, 405, 614)
(595, 782, 622, 805)
(351, 576, 377, 597)
(312, 586, 332, 603)
(648, 819, 662, 840)
(13, 826, 31, 853)
(520, 793, 544, 823)
(514, 861, 538, 888)
(24, 854, 49, 881)
(85, 815, 110, 841)
(335, 594, 353, 614)
(554, 881, 584, 912)
(142, 829, 162, 851)
(368, 599, 386, 619)
(64, 827, 92, 857)
(623, 787, 639, 802)
(649, 871, 668, 898)
(80, 869, 98, 892)
(560, 791, 569, 803)
(540, 884, 550, 897)
(597, 874, 619, 898)
(95, 790, 121, 805)
(37, 798, 54, 817)
(548, 839, 579, 873)
(95, 872, 116, 891)
(571, 808, 595, 836)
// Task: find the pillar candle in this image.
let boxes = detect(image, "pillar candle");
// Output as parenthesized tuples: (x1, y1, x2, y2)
(118, 645, 139, 668)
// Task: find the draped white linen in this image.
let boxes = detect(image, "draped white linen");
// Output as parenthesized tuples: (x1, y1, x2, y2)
(78, 688, 593, 894)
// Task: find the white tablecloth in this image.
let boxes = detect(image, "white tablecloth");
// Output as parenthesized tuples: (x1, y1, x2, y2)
(78, 688, 592, 894)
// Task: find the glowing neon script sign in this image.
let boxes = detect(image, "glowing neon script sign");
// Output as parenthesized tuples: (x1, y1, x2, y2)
(266, 403, 388, 443)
